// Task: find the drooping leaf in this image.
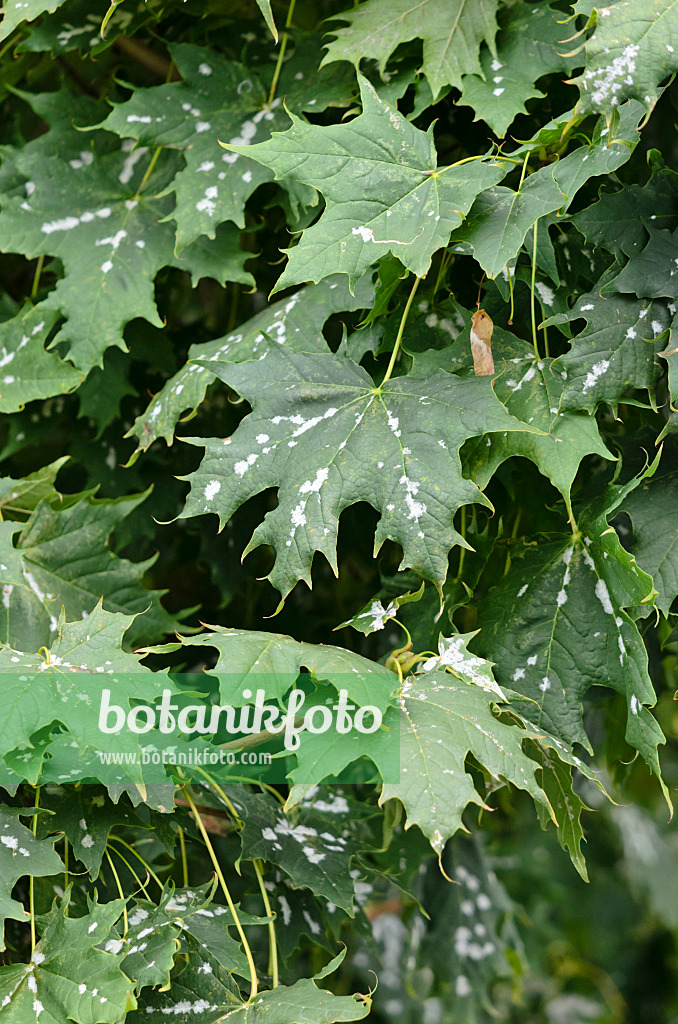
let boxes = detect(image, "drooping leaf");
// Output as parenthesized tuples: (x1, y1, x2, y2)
(222, 75, 505, 290)
(322, 0, 500, 101)
(474, 472, 667, 796)
(534, 746, 591, 882)
(0, 806, 63, 951)
(180, 345, 539, 598)
(0, 490, 179, 652)
(573, 0, 678, 117)
(620, 469, 678, 615)
(162, 625, 397, 710)
(458, 2, 578, 137)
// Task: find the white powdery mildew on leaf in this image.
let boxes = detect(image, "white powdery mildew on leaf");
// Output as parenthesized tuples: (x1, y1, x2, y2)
(581, 359, 610, 394)
(582, 43, 640, 108)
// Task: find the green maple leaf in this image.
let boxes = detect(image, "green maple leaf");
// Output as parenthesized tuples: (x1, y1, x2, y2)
(228, 787, 376, 912)
(0, 0, 68, 41)
(99, 44, 303, 250)
(0, 306, 82, 413)
(43, 790, 148, 879)
(462, 336, 613, 511)
(574, 162, 678, 259)
(621, 469, 678, 616)
(573, 0, 678, 117)
(0, 806, 63, 951)
(162, 625, 396, 710)
(222, 75, 506, 290)
(0, 604, 171, 788)
(0, 491, 179, 653)
(475, 472, 667, 801)
(610, 225, 678, 301)
(0, 896, 133, 1023)
(451, 101, 640, 278)
(289, 634, 554, 856)
(534, 748, 592, 882)
(546, 268, 671, 412)
(0, 460, 68, 518)
(458, 2, 578, 137)
(322, 0, 499, 100)
(0, 103, 252, 371)
(180, 345, 539, 598)
(127, 275, 373, 457)
(117, 887, 247, 993)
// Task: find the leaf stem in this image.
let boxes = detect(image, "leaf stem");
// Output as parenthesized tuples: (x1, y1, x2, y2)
(183, 785, 259, 1001)
(133, 146, 162, 201)
(178, 827, 189, 887)
(507, 263, 515, 324)
(253, 858, 279, 987)
(454, 506, 467, 582)
(518, 150, 530, 190)
(381, 275, 421, 385)
(107, 843, 152, 899)
(108, 835, 163, 889)
(530, 222, 540, 360)
(267, 0, 296, 108)
(31, 255, 44, 300)
(105, 848, 128, 935)
(29, 787, 40, 954)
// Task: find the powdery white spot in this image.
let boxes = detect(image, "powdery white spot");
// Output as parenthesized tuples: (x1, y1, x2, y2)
(652, 320, 664, 335)
(511, 365, 537, 392)
(582, 359, 610, 394)
(234, 454, 258, 476)
(196, 121, 211, 133)
(493, 87, 504, 96)
(199, 63, 212, 75)
(583, 43, 639, 106)
(595, 578, 614, 615)
(580, 303, 594, 311)
(204, 480, 221, 501)
(352, 225, 374, 243)
(535, 282, 555, 306)
(81, 834, 94, 848)
(101, 261, 113, 274)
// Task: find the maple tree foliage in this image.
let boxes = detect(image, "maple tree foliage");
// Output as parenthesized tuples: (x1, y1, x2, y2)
(0, 1, 677, 1022)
